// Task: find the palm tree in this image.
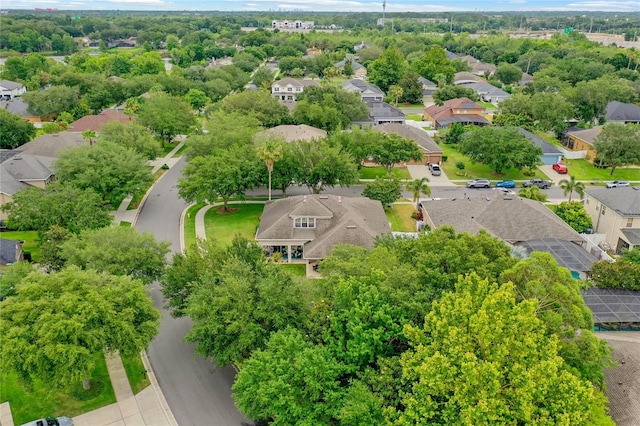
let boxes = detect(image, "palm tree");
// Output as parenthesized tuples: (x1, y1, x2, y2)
(388, 85, 403, 106)
(518, 186, 548, 202)
(82, 130, 96, 146)
(406, 177, 431, 209)
(559, 175, 585, 203)
(257, 140, 283, 201)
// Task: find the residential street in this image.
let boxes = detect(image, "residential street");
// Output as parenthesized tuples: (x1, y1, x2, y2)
(135, 157, 250, 426)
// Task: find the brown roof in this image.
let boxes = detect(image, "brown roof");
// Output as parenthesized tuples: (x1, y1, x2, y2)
(422, 191, 583, 244)
(260, 125, 327, 142)
(424, 97, 484, 121)
(68, 110, 132, 132)
(256, 195, 391, 259)
(372, 123, 442, 154)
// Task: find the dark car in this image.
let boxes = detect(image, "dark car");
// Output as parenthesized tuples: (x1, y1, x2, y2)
(466, 179, 491, 188)
(495, 180, 516, 188)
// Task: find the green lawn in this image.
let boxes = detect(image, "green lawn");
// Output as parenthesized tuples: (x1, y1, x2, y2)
(439, 144, 549, 182)
(203, 203, 264, 245)
(0, 231, 40, 262)
(172, 144, 188, 157)
(121, 352, 150, 395)
(398, 103, 426, 110)
(476, 101, 496, 109)
(406, 114, 424, 121)
(278, 264, 307, 277)
(360, 167, 412, 180)
(386, 204, 417, 232)
(183, 203, 205, 251)
(563, 159, 640, 183)
(1, 351, 116, 425)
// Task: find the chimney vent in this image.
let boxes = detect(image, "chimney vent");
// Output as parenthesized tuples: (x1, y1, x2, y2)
(303, 196, 307, 203)
(338, 196, 342, 203)
(346, 225, 356, 229)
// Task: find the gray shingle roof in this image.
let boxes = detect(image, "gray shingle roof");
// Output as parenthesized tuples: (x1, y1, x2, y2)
(372, 123, 442, 153)
(17, 132, 88, 157)
(342, 79, 384, 96)
(256, 195, 391, 259)
(585, 187, 640, 217)
(366, 100, 405, 120)
(461, 81, 510, 98)
(0, 238, 21, 265)
(453, 72, 484, 84)
(621, 228, 640, 245)
(423, 191, 583, 244)
(516, 128, 561, 154)
(606, 101, 640, 122)
(567, 126, 602, 145)
(1, 97, 31, 116)
(0, 80, 24, 91)
(0, 154, 54, 196)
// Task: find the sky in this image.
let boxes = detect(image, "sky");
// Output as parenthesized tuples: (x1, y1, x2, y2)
(5, 0, 640, 12)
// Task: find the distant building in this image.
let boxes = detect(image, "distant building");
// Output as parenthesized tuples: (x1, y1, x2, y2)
(271, 78, 319, 102)
(272, 20, 314, 30)
(0, 80, 26, 100)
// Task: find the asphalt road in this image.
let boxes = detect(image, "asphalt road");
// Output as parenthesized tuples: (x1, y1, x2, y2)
(135, 157, 251, 426)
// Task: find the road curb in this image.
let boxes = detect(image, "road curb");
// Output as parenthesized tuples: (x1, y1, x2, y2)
(140, 350, 179, 426)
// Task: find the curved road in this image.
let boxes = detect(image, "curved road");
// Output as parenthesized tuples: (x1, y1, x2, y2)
(135, 157, 251, 426)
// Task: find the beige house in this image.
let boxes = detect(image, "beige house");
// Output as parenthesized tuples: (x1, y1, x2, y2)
(258, 124, 327, 142)
(561, 126, 601, 161)
(584, 187, 640, 254)
(271, 78, 319, 101)
(372, 123, 443, 165)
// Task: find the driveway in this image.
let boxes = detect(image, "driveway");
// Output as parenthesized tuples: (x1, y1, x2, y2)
(135, 157, 250, 426)
(539, 164, 568, 186)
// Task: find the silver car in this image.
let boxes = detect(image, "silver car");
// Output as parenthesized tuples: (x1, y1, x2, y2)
(20, 417, 74, 426)
(606, 180, 630, 188)
(466, 179, 491, 188)
(428, 163, 442, 176)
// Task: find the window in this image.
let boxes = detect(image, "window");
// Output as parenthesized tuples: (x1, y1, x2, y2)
(627, 218, 634, 228)
(294, 217, 315, 228)
(274, 87, 279, 92)
(601, 206, 606, 216)
(287, 87, 293, 92)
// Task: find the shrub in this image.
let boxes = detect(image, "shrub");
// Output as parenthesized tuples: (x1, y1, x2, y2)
(441, 155, 448, 162)
(455, 161, 465, 171)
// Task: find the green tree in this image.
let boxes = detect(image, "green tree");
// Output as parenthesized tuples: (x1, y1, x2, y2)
(256, 139, 283, 201)
(388, 85, 403, 106)
(1, 182, 111, 234)
(187, 112, 262, 159)
(406, 177, 431, 209)
(137, 92, 197, 145)
(54, 142, 153, 207)
(368, 47, 407, 92)
(394, 274, 606, 425)
(327, 127, 376, 168)
(22, 85, 79, 118)
(39, 225, 73, 272)
(589, 259, 640, 290)
(495, 62, 523, 85)
(0, 266, 159, 390)
(621, 247, 640, 264)
(60, 226, 170, 284)
(292, 139, 358, 194)
(371, 133, 423, 173)
(558, 175, 585, 203)
(343, 60, 354, 78)
(251, 66, 274, 88)
(518, 186, 548, 202)
(177, 148, 260, 211)
(98, 121, 162, 160)
(593, 123, 640, 175)
(397, 70, 423, 104)
(550, 201, 593, 233)
(293, 85, 369, 131)
(445, 122, 464, 144)
(411, 46, 455, 84)
(130, 51, 165, 76)
(432, 85, 478, 105)
(220, 90, 289, 128)
(0, 262, 36, 300)
(184, 88, 210, 110)
(362, 177, 402, 207)
(459, 126, 542, 174)
(0, 109, 36, 149)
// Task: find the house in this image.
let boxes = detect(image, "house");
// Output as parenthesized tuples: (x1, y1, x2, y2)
(445, 50, 459, 60)
(422, 191, 584, 245)
(354, 42, 371, 51)
(458, 55, 496, 77)
(259, 124, 327, 142)
(68, 110, 131, 133)
(255, 195, 391, 271)
(561, 126, 601, 161)
(518, 72, 534, 86)
(305, 47, 322, 58)
(606, 101, 640, 124)
(460, 81, 510, 104)
(335, 56, 367, 79)
(0, 238, 24, 265)
(0, 152, 55, 220)
(453, 71, 484, 85)
(0, 80, 27, 100)
(584, 187, 640, 254)
(207, 57, 234, 69)
(16, 131, 88, 157)
(341, 79, 384, 102)
(423, 97, 489, 129)
(1, 98, 42, 123)
(418, 77, 437, 95)
(271, 20, 314, 30)
(271, 78, 319, 101)
(515, 128, 562, 165)
(515, 238, 599, 278)
(372, 123, 443, 164)
(355, 101, 405, 127)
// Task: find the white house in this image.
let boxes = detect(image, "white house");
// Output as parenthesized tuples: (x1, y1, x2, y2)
(271, 78, 319, 101)
(0, 80, 26, 100)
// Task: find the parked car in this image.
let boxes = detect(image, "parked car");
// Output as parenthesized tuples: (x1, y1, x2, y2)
(495, 180, 516, 188)
(466, 179, 491, 188)
(606, 180, 630, 188)
(522, 178, 552, 189)
(428, 163, 442, 176)
(552, 163, 568, 174)
(498, 188, 516, 195)
(20, 417, 73, 426)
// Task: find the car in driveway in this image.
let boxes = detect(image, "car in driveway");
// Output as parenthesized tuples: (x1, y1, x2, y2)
(466, 179, 491, 188)
(552, 163, 568, 174)
(495, 180, 516, 188)
(606, 180, 630, 188)
(428, 163, 442, 176)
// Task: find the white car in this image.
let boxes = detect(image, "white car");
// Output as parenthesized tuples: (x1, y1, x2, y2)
(20, 417, 73, 426)
(606, 180, 630, 188)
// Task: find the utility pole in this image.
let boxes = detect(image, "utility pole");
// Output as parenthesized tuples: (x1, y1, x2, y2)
(382, 0, 386, 26)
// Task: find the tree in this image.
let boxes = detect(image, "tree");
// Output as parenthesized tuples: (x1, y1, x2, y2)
(394, 274, 605, 425)
(459, 126, 542, 174)
(220, 90, 289, 128)
(411, 47, 456, 84)
(388, 85, 403, 106)
(343, 60, 354, 78)
(621, 247, 640, 264)
(184, 88, 210, 110)
(60, 227, 170, 284)
(327, 127, 376, 168)
(495, 62, 523, 85)
(177, 148, 260, 211)
(130, 51, 165, 76)
(593, 123, 640, 175)
(397, 71, 423, 104)
(1, 182, 112, 234)
(446, 122, 464, 144)
(292, 139, 358, 194)
(0, 266, 159, 390)
(0, 262, 36, 300)
(368, 47, 407, 92)
(256, 139, 283, 201)
(0, 109, 36, 149)
(54, 142, 153, 207)
(293, 86, 369, 131)
(362, 177, 402, 207)
(98, 121, 162, 160)
(39, 225, 73, 272)
(518, 186, 548, 202)
(137, 92, 197, 145)
(371, 133, 423, 173)
(558, 175, 585, 203)
(551, 201, 593, 233)
(251, 66, 274, 88)
(22, 85, 80, 118)
(589, 259, 640, 290)
(406, 177, 431, 209)
(432, 85, 477, 105)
